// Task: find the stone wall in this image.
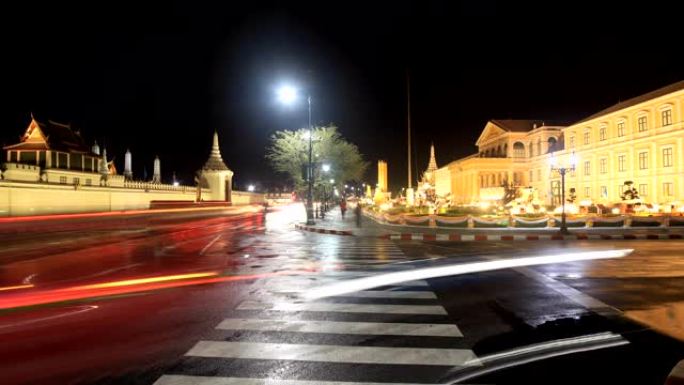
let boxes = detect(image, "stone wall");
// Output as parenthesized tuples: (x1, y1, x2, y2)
(231, 190, 265, 205)
(0, 181, 202, 216)
(0, 181, 265, 217)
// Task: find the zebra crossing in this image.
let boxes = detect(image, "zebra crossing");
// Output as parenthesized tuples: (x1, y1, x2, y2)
(153, 237, 479, 384)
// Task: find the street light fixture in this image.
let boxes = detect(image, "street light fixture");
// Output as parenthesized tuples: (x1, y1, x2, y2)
(277, 84, 315, 225)
(550, 151, 577, 235)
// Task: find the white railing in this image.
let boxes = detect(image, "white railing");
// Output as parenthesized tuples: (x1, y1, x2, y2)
(123, 180, 194, 192)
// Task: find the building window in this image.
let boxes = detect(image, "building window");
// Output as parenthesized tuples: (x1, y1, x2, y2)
(73, 177, 80, 186)
(583, 131, 590, 145)
(529, 170, 533, 183)
(537, 169, 541, 181)
(663, 147, 673, 167)
(584, 160, 590, 176)
(529, 144, 534, 157)
(513, 142, 525, 158)
(547, 137, 557, 153)
(664, 182, 674, 196)
(85, 178, 92, 186)
(600, 186, 608, 198)
(617, 121, 625, 137)
(569, 136, 575, 148)
(600, 158, 607, 174)
(537, 140, 541, 155)
(662, 109, 673, 126)
(638, 151, 648, 170)
(584, 187, 590, 197)
(59, 176, 67, 184)
(638, 116, 648, 132)
(599, 126, 606, 141)
(639, 184, 647, 196)
(618, 155, 626, 172)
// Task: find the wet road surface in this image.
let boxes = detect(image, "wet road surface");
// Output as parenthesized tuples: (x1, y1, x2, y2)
(1, 206, 684, 384)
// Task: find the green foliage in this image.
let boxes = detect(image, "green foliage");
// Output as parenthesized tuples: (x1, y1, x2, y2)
(266, 126, 369, 192)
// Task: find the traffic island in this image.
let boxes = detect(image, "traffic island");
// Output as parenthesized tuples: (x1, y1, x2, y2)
(379, 232, 684, 242)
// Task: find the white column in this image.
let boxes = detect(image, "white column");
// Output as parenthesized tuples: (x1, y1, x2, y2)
(651, 142, 658, 203)
(678, 138, 684, 201)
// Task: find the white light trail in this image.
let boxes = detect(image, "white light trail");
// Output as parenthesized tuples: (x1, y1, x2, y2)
(303, 249, 632, 300)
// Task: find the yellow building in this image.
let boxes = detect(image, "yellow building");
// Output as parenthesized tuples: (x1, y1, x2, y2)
(435, 80, 684, 207)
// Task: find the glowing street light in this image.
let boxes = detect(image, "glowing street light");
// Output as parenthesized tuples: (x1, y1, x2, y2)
(247, 184, 255, 192)
(322, 164, 331, 173)
(330, 179, 335, 184)
(276, 85, 297, 105)
(550, 151, 577, 235)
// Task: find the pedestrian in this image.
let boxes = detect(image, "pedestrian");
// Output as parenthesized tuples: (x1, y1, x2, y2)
(340, 199, 347, 219)
(355, 202, 361, 227)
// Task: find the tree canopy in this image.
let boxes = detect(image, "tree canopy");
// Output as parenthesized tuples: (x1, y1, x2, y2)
(266, 125, 369, 192)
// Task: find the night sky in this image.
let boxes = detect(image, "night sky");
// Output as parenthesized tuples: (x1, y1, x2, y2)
(2, 1, 683, 192)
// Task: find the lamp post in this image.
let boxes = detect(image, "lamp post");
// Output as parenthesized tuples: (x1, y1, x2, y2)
(277, 85, 315, 225)
(550, 151, 577, 235)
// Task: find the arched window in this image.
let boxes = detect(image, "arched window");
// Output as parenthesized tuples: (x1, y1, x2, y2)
(537, 139, 541, 155)
(513, 142, 525, 158)
(529, 142, 534, 157)
(547, 137, 557, 153)
(503, 143, 508, 157)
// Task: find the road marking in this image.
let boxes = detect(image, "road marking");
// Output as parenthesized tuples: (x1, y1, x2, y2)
(265, 289, 434, 299)
(200, 234, 223, 255)
(216, 318, 461, 336)
(185, 341, 479, 366)
(315, 290, 436, 299)
(236, 300, 447, 315)
(155, 375, 447, 385)
(263, 277, 429, 287)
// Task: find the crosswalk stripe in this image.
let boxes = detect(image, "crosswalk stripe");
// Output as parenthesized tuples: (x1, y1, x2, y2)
(216, 318, 462, 337)
(268, 290, 436, 299)
(262, 271, 428, 286)
(185, 341, 479, 366)
(262, 277, 429, 287)
(236, 301, 447, 315)
(154, 374, 446, 385)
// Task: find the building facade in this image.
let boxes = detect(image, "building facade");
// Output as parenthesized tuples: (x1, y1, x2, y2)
(435, 80, 684, 207)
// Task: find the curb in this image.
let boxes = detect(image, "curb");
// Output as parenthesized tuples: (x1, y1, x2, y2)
(380, 233, 684, 241)
(295, 223, 353, 236)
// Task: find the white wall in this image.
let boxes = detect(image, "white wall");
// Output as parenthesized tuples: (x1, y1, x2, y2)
(0, 181, 201, 216)
(232, 190, 265, 205)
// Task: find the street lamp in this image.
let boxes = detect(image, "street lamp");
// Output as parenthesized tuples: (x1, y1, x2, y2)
(247, 184, 255, 192)
(277, 84, 315, 225)
(550, 151, 577, 235)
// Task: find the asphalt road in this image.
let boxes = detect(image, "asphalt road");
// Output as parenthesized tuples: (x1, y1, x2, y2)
(1, 205, 684, 384)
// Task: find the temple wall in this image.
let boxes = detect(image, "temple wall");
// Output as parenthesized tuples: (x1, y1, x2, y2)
(231, 191, 265, 205)
(0, 181, 265, 217)
(0, 181, 199, 217)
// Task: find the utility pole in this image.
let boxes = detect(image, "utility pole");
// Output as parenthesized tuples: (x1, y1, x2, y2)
(406, 69, 412, 190)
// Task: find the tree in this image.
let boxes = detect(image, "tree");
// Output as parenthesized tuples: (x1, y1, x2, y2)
(266, 125, 369, 194)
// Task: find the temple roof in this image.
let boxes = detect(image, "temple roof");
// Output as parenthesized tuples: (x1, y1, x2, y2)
(4, 116, 95, 155)
(202, 131, 231, 171)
